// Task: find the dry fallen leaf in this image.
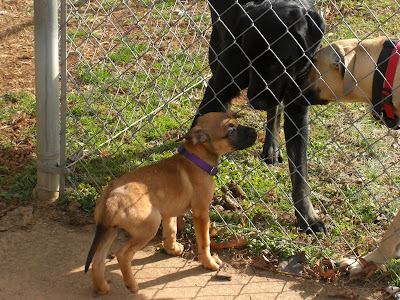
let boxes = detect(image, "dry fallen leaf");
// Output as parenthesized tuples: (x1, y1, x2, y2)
(100, 151, 111, 158)
(322, 257, 335, 269)
(222, 195, 240, 210)
(228, 180, 248, 199)
(210, 239, 223, 251)
(67, 200, 81, 212)
(315, 261, 337, 280)
(209, 222, 227, 237)
(251, 254, 280, 271)
(358, 257, 387, 279)
(221, 235, 247, 248)
(210, 234, 247, 250)
(215, 270, 232, 280)
(252, 260, 269, 270)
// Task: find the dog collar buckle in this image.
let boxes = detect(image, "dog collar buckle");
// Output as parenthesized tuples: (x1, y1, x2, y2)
(178, 145, 219, 176)
(209, 167, 218, 176)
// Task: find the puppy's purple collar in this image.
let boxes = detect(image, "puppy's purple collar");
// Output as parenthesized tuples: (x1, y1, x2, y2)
(178, 145, 218, 176)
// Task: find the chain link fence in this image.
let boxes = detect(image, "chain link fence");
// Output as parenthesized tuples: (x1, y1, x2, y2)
(59, 0, 400, 282)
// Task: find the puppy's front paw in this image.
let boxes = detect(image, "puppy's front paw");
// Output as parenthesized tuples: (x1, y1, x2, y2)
(165, 242, 184, 256)
(199, 254, 222, 271)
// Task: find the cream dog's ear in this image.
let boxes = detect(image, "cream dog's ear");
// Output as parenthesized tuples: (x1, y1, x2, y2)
(184, 127, 210, 144)
(330, 43, 357, 95)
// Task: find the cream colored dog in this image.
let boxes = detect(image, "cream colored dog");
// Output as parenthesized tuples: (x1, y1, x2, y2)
(84, 112, 257, 294)
(305, 37, 400, 273)
(340, 209, 400, 275)
(304, 36, 400, 125)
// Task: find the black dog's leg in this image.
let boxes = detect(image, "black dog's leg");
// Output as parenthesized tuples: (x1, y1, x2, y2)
(191, 77, 236, 127)
(284, 103, 327, 235)
(193, 50, 248, 124)
(197, 76, 235, 115)
(262, 105, 283, 165)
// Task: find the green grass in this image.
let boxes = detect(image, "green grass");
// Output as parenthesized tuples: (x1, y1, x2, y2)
(319, 0, 400, 42)
(109, 42, 148, 63)
(0, 164, 36, 204)
(1, 91, 35, 114)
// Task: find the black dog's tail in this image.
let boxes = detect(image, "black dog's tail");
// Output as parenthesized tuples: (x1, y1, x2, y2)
(85, 224, 108, 273)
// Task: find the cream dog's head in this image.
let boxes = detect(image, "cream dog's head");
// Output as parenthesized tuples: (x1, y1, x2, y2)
(301, 37, 400, 129)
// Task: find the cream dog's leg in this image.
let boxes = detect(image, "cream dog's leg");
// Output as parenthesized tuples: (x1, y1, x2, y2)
(341, 209, 400, 275)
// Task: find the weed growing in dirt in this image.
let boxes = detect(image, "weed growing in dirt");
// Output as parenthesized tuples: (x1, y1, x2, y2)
(1, 91, 35, 114)
(388, 260, 400, 286)
(0, 164, 36, 204)
(58, 183, 98, 211)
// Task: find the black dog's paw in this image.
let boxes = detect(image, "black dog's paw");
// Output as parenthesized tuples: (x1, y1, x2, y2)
(298, 218, 327, 235)
(262, 153, 283, 165)
(261, 145, 283, 166)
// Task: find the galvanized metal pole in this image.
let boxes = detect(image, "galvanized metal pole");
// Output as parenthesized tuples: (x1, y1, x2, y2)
(34, 0, 60, 202)
(60, 0, 67, 196)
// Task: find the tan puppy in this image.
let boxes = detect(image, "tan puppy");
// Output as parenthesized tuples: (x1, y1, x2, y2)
(305, 36, 400, 124)
(84, 112, 257, 294)
(340, 209, 400, 275)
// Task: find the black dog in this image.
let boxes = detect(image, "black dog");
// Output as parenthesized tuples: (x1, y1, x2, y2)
(194, 0, 326, 234)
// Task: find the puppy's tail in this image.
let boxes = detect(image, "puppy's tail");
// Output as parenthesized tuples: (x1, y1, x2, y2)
(85, 224, 108, 273)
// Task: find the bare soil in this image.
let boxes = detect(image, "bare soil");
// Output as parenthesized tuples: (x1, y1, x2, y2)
(0, 0, 36, 192)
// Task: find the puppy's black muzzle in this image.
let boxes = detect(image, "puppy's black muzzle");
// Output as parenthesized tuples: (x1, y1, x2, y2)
(233, 125, 257, 150)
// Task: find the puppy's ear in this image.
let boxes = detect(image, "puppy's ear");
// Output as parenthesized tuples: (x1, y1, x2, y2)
(184, 128, 210, 144)
(331, 43, 357, 95)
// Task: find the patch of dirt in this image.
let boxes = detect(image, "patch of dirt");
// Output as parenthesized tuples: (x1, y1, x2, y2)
(0, 112, 36, 177)
(0, 0, 35, 95)
(0, 0, 36, 193)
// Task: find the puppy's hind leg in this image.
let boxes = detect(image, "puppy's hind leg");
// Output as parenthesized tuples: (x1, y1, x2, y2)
(162, 217, 184, 255)
(91, 226, 117, 294)
(117, 212, 161, 294)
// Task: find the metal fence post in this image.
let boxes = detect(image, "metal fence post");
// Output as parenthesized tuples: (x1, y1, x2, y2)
(34, 0, 60, 202)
